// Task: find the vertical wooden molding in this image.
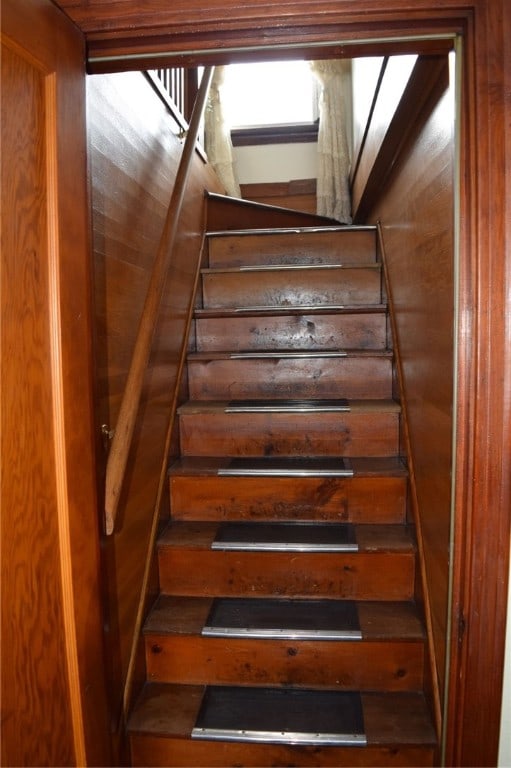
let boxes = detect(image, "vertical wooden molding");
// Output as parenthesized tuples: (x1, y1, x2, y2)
(46, 72, 86, 767)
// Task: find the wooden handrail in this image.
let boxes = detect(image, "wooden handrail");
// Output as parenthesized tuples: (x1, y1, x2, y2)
(104, 65, 214, 535)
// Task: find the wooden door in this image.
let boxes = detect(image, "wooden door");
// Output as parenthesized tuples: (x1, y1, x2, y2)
(1, 1, 110, 764)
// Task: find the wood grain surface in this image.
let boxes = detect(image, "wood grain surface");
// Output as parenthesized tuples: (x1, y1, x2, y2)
(369, 67, 454, 701)
(88, 70, 223, 727)
(1, 1, 110, 764)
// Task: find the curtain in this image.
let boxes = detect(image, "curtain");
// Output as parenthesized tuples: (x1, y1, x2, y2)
(204, 66, 241, 198)
(310, 60, 352, 223)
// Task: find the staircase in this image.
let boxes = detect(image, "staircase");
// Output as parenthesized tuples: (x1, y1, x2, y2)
(128, 197, 438, 766)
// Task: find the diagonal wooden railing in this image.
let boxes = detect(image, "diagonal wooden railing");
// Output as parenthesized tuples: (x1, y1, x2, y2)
(104, 65, 214, 535)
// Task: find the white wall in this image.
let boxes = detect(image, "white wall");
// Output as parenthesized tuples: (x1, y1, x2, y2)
(233, 142, 317, 185)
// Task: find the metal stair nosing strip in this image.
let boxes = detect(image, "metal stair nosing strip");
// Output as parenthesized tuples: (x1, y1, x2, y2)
(217, 456, 355, 477)
(191, 728, 367, 746)
(191, 687, 367, 746)
(206, 224, 377, 238)
(234, 263, 379, 272)
(224, 398, 350, 413)
(228, 350, 348, 358)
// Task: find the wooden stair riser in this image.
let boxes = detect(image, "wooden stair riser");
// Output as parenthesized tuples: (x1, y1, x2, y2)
(145, 635, 424, 691)
(130, 735, 435, 768)
(194, 311, 388, 352)
(207, 229, 377, 269)
(158, 551, 415, 600)
(129, 684, 436, 767)
(187, 354, 392, 400)
(170, 475, 407, 524)
(178, 410, 400, 458)
(205, 192, 338, 231)
(201, 266, 382, 309)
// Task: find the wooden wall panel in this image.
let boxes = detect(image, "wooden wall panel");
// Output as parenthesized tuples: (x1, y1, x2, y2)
(87, 71, 223, 726)
(1, 1, 110, 765)
(368, 65, 455, 700)
(351, 56, 385, 176)
(1, 41, 76, 768)
(351, 55, 417, 218)
(240, 179, 317, 215)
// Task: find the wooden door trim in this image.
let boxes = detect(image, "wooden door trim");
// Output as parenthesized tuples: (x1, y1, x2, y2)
(54, 0, 509, 763)
(1, 1, 111, 764)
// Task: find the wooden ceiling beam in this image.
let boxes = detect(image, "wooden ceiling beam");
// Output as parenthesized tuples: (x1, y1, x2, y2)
(51, 0, 463, 72)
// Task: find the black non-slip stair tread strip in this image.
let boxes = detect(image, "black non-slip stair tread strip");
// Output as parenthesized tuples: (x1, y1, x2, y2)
(214, 521, 357, 547)
(204, 597, 360, 634)
(194, 686, 365, 738)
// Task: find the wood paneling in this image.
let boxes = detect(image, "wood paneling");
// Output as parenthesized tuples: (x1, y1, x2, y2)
(4, 1, 508, 765)
(352, 56, 450, 223)
(1, 1, 110, 764)
(50, 0, 455, 72)
(351, 57, 385, 178)
(87, 70, 223, 725)
(367, 63, 454, 702)
(206, 191, 334, 231)
(352, 54, 414, 218)
(240, 179, 317, 214)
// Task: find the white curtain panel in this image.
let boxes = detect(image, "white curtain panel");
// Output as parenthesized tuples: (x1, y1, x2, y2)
(204, 66, 241, 198)
(310, 60, 352, 223)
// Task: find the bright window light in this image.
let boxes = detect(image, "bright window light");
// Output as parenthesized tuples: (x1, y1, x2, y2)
(222, 60, 316, 128)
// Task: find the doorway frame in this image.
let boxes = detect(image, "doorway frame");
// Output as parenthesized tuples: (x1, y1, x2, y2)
(80, 2, 509, 764)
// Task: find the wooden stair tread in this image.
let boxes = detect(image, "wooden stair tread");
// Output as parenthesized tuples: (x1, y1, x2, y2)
(207, 225, 377, 238)
(169, 456, 407, 477)
(144, 595, 425, 640)
(178, 399, 401, 415)
(187, 349, 393, 361)
(128, 683, 436, 746)
(195, 303, 387, 319)
(158, 522, 414, 553)
(201, 264, 381, 274)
